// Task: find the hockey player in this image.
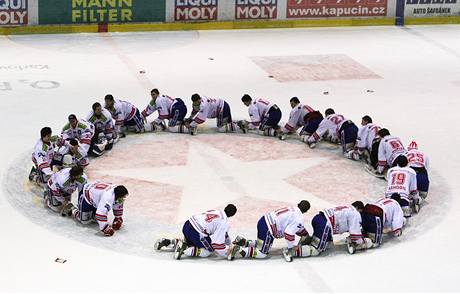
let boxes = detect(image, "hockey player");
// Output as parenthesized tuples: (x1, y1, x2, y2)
(52, 139, 89, 169)
(104, 94, 145, 136)
(346, 115, 381, 166)
(228, 201, 310, 262)
(278, 97, 316, 140)
(406, 141, 430, 199)
(376, 128, 406, 175)
(61, 114, 95, 154)
(29, 127, 59, 185)
(141, 88, 188, 133)
(238, 94, 282, 136)
(305, 108, 358, 153)
(291, 201, 373, 258)
(385, 155, 420, 217)
(72, 182, 128, 237)
(299, 110, 324, 139)
(45, 166, 87, 216)
(361, 193, 406, 247)
(154, 204, 237, 260)
(86, 102, 115, 157)
(186, 94, 237, 135)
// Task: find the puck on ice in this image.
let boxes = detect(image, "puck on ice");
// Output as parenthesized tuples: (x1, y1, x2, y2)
(323, 91, 329, 95)
(139, 70, 146, 74)
(55, 258, 67, 263)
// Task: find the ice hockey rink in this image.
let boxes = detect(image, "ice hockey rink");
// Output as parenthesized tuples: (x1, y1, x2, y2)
(1, 25, 460, 293)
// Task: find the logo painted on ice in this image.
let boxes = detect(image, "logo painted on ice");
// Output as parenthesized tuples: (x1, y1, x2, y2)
(175, 0, 218, 21)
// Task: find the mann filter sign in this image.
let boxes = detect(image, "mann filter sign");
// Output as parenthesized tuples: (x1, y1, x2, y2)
(286, 0, 387, 18)
(175, 0, 218, 21)
(39, 0, 165, 24)
(406, 0, 460, 16)
(235, 0, 277, 19)
(0, 0, 28, 25)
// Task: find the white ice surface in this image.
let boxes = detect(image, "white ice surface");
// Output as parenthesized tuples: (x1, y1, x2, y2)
(1, 25, 460, 293)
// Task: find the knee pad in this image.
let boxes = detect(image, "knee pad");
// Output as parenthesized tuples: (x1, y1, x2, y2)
(298, 245, 320, 257)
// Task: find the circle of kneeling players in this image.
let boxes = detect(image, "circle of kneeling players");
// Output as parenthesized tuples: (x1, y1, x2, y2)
(28, 89, 430, 262)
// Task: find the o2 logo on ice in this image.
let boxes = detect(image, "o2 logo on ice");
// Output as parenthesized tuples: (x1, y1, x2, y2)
(0, 0, 28, 25)
(175, 0, 218, 21)
(235, 0, 277, 19)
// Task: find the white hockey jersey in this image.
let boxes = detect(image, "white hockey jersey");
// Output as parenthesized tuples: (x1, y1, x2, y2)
(141, 94, 176, 122)
(61, 119, 95, 153)
(385, 166, 418, 199)
(189, 209, 231, 256)
(190, 97, 225, 127)
(308, 114, 347, 143)
(264, 206, 308, 249)
(86, 108, 114, 140)
(282, 103, 315, 133)
(32, 138, 57, 176)
(378, 135, 406, 168)
(247, 98, 274, 129)
(82, 182, 124, 230)
(375, 198, 405, 233)
(407, 149, 429, 170)
(322, 205, 364, 243)
(55, 143, 89, 167)
(106, 99, 138, 132)
(47, 167, 87, 197)
(356, 123, 380, 152)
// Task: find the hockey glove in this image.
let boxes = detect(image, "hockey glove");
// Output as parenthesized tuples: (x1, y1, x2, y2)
(102, 224, 115, 236)
(112, 217, 123, 230)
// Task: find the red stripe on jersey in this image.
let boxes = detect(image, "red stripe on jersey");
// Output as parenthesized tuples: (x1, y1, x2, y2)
(284, 124, 295, 131)
(80, 139, 91, 145)
(313, 132, 320, 140)
(158, 115, 169, 119)
(194, 117, 205, 124)
(38, 163, 50, 169)
(285, 233, 295, 241)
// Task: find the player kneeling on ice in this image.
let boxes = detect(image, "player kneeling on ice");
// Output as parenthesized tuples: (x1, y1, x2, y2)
(154, 204, 237, 260)
(406, 141, 430, 199)
(86, 102, 116, 157)
(72, 182, 128, 237)
(304, 108, 358, 154)
(104, 94, 145, 137)
(52, 139, 89, 169)
(385, 155, 421, 217)
(29, 127, 59, 186)
(45, 166, 87, 216)
(361, 194, 406, 247)
(278, 97, 317, 140)
(238, 94, 282, 137)
(346, 115, 381, 167)
(291, 202, 372, 258)
(61, 114, 95, 154)
(373, 128, 406, 177)
(185, 94, 238, 135)
(141, 88, 189, 133)
(228, 201, 310, 262)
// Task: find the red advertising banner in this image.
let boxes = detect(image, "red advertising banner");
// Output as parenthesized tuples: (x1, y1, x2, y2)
(175, 0, 218, 21)
(0, 0, 28, 25)
(286, 0, 387, 18)
(235, 0, 277, 19)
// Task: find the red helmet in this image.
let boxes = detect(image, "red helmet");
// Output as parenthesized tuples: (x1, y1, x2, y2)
(407, 141, 418, 150)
